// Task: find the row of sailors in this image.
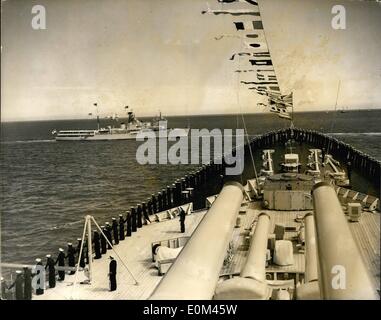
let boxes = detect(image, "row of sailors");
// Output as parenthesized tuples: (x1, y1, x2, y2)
(2, 209, 154, 299)
(2, 205, 188, 299)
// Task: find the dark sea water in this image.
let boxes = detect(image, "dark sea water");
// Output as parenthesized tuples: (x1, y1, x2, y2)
(1, 110, 381, 267)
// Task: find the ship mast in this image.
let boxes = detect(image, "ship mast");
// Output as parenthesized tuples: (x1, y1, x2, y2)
(94, 102, 100, 130)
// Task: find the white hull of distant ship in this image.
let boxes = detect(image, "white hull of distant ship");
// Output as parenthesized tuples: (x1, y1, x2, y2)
(54, 128, 189, 141)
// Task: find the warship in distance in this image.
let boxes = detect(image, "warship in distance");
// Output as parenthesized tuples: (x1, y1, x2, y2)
(52, 106, 189, 141)
(2, 0, 380, 301)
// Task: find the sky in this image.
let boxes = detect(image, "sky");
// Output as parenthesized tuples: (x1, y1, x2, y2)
(1, 0, 381, 121)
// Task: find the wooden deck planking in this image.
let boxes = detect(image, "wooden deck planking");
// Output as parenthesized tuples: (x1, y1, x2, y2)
(219, 202, 259, 276)
(348, 211, 380, 289)
(34, 210, 206, 300)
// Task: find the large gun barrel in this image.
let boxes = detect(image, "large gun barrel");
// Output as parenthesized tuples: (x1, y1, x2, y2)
(304, 213, 318, 283)
(150, 181, 244, 300)
(311, 182, 378, 300)
(240, 213, 271, 281)
(214, 213, 270, 300)
(296, 212, 320, 300)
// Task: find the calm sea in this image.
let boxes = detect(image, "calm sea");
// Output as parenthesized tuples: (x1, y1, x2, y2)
(1, 110, 381, 266)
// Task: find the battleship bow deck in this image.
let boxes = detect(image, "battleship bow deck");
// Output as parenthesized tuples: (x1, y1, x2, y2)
(34, 210, 206, 300)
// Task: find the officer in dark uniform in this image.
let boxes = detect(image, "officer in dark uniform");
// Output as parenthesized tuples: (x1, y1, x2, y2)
(126, 211, 132, 237)
(93, 230, 102, 259)
(23, 266, 32, 300)
(100, 226, 107, 254)
(34, 258, 44, 295)
(45, 254, 56, 288)
(76, 238, 85, 268)
(108, 256, 117, 292)
(179, 207, 186, 233)
(112, 218, 119, 244)
(66, 242, 76, 275)
(118, 215, 125, 241)
(105, 222, 113, 249)
(8, 270, 24, 300)
(55, 248, 66, 281)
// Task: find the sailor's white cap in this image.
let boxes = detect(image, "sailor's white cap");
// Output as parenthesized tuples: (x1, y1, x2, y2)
(46, 254, 51, 258)
(67, 242, 72, 246)
(100, 225, 105, 228)
(105, 222, 110, 225)
(77, 238, 82, 241)
(119, 214, 123, 217)
(59, 248, 64, 252)
(16, 270, 22, 274)
(112, 217, 116, 220)
(35, 258, 42, 263)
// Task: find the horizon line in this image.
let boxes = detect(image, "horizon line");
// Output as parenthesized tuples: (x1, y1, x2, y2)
(1, 108, 380, 123)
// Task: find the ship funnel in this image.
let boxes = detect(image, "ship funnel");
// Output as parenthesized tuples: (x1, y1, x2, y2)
(149, 181, 244, 300)
(311, 182, 378, 300)
(213, 213, 271, 300)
